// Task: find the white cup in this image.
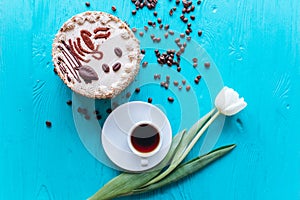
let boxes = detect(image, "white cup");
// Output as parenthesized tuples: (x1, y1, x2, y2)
(127, 120, 163, 158)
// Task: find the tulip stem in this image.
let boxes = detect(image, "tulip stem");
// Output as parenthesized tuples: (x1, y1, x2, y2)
(179, 109, 220, 162)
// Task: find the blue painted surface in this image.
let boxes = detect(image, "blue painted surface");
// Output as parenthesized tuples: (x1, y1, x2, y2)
(0, 0, 299, 200)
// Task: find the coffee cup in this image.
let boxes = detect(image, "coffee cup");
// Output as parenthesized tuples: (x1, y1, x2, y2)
(127, 120, 163, 158)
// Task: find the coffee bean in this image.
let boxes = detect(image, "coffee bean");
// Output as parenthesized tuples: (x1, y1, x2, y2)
(102, 63, 110, 73)
(126, 92, 131, 98)
(190, 15, 195, 20)
(85, 2, 90, 7)
(186, 85, 191, 91)
(173, 81, 179, 86)
(153, 11, 158, 17)
(96, 115, 102, 120)
(142, 61, 148, 67)
(141, 49, 146, 54)
(169, 30, 174, 35)
(194, 78, 199, 84)
(204, 62, 211, 68)
(112, 62, 121, 72)
(157, 18, 162, 24)
(132, 27, 137, 32)
(182, 80, 186, 85)
(193, 63, 198, 67)
(66, 100, 72, 106)
(148, 98, 153, 103)
(45, 121, 52, 127)
(196, 75, 202, 80)
(198, 30, 203, 36)
(111, 6, 117, 11)
(168, 97, 174, 102)
(106, 108, 112, 114)
(114, 47, 123, 57)
(135, 87, 140, 93)
(132, 10, 137, 15)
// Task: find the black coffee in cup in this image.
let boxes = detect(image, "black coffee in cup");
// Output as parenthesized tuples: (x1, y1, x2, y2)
(130, 123, 160, 154)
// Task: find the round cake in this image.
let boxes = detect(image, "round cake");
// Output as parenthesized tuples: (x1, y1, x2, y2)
(52, 12, 141, 99)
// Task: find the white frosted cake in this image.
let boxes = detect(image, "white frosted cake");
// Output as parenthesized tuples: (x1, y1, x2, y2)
(52, 11, 141, 99)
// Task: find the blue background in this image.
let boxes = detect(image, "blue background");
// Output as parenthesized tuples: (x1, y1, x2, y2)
(0, 0, 299, 199)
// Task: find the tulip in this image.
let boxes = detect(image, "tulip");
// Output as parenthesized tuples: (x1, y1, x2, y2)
(215, 86, 247, 116)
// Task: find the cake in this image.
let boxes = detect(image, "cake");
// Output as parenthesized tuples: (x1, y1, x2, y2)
(52, 11, 141, 99)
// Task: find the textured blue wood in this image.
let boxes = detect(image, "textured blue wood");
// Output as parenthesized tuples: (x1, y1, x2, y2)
(1, 0, 300, 199)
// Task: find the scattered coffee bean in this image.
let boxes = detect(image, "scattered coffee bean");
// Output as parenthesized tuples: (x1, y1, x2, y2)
(166, 75, 170, 81)
(186, 36, 191, 41)
(45, 121, 52, 127)
(178, 86, 182, 90)
(148, 97, 153, 103)
(180, 33, 185, 38)
(85, 2, 90, 7)
(204, 62, 211, 68)
(139, 32, 144, 37)
(126, 92, 131, 98)
(169, 9, 174, 16)
(193, 58, 198, 62)
(164, 24, 170, 30)
(135, 87, 140, 93)
(144, 26, 149, 31)
(190, 15, 195, 20)
(194, 78, 199, 84)
(198, 30, 203, 36)
(153, 11, 158, 17)
(183, 18, 188, 23)
(176, 0, 180, 5)
(53, 68, 58, 75)
(169, 30, 174, 35)
(93, 110, 99, 115)
(177, 67, 181, 72)
(157, 18, 162, 24)
(168, 97, 174, 102)
(193, 63, 198, 67)
(182, 80, 186, 85)
(141, 49, 146, 54)
(106, 108, 112, 114)
(111, 6, 117, 11)
(142, 61, 148, 67)
(197, 0, 202, 5)
(173, 81, 179, 86)
(186, 85, 191, 91)
(66, 100, 72, 106)
(132, 10, 137, 15)
(164, 33, 169, 38)
(96, 115, 102, 120)
(175, 38, 180, 43)
(196, 75, 202, 80)
(112, 62, 121, 72)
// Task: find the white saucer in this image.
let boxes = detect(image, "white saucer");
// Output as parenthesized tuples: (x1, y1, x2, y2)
(101, 101, 172, 172)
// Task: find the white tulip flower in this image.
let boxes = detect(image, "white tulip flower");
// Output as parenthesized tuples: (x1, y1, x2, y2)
(215, 86, 247, 116)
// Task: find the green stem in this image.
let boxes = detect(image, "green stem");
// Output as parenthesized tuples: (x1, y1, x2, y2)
(178, 110, 220, 162)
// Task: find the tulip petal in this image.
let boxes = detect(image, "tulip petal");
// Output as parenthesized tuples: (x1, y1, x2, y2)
(222, 98, 247, 116)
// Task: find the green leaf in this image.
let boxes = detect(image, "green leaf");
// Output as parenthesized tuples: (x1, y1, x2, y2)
(130, 144, 236, 195)
(88, 130, 186, 200)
